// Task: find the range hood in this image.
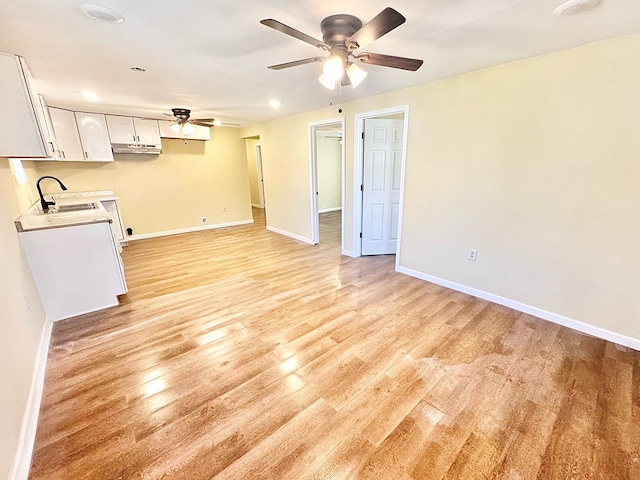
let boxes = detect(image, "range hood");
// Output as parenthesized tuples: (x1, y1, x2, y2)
(111, 143, 161, 155)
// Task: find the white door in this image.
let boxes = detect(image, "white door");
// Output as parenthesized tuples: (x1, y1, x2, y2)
(361, 118, 404, 255)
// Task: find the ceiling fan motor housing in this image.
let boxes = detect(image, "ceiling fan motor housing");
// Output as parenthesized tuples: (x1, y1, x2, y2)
(321, 14, 363, 65)
(172, 108, 191, 122)
(321, 14, 362, 48)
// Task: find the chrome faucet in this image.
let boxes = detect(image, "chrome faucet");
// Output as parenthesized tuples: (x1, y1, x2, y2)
(36, 176, 67, 211)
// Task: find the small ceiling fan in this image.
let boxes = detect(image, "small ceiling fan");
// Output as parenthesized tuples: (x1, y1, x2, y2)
(260, 7, 423, 89)
(164, 108, 219, 128)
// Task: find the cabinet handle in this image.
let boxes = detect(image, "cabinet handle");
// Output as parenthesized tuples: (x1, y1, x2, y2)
(84, 151, 88, 159)
(61, 150, 66, 159)
(48, 142, 55, 153)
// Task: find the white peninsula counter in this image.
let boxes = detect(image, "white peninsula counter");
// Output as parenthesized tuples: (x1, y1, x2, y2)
(16, 200, 127, 321)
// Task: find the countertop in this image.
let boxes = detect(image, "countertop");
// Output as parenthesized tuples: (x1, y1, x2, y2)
(51, 190, 119, 203)
(15, 195, 113, 233)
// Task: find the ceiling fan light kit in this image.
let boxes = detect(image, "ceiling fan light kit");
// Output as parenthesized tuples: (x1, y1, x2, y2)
(261, 7, 423, 90)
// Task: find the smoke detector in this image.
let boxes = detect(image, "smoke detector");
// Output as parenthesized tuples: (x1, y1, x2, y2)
(554, 0, 601, 16)
(79, 4, 125, 23)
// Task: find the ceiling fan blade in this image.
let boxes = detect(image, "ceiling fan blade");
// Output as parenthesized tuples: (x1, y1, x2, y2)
(346, 7, 406, 51)
(267, 57, 325, 70)
(354, 52, 423, 71)
(260, 19, 329, 50)
(192, 118, 214, 123)
(190, 121, 214, 127)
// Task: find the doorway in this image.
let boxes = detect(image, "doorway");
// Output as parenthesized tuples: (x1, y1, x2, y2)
(352, 106, 409, 263)
(309, 118, 345, 246)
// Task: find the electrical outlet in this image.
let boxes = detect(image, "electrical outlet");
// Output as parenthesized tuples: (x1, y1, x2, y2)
(201, 216, 207, 224)
(468, 248, 478, 261)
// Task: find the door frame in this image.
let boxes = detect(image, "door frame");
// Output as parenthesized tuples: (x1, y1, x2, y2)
(352, 105, 409, 265)
(309, 117, 345, 245)
(254, 144, 265, 208)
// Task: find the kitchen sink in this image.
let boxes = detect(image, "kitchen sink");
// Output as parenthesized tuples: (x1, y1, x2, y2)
(50, 202, 99, 213)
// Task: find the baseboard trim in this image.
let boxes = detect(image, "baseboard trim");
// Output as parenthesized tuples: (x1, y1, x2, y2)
(9, 317, 53, 480)
(266, 225, 314, 245)
(319, 207, 342, 213)
(126, 219, 254, 242)
(397, 266, 640, 351)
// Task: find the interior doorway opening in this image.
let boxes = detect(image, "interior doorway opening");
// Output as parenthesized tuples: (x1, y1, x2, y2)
(309, 118, 345, 246)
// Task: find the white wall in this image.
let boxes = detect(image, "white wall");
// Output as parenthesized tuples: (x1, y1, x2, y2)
(0, 159, 46, 479)
(316, 135, 341, 212)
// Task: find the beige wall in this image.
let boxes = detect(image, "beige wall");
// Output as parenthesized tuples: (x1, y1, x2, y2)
(0, 159, 45, 479)
(31, 127, 252, 236)
(316, 135, 342, 212)
(243, 31, 640, 341)
(398, 32, 640, 339)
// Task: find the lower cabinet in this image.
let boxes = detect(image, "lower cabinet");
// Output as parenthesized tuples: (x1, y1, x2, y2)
(19, 221, 127, 321)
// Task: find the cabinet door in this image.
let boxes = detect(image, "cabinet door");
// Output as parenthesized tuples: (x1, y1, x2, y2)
(105, 115, 136, 143)
(75, 112, 114, 162)
(133, 118, 161, 145)
(0, 53, 48, 157)
(100, 199, 125, 243)
(37, 95, 58, 157)
(49, 107, 84, 161)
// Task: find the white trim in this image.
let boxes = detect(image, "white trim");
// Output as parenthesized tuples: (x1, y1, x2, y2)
(397, 266, 640, 351)
(319, 207, 342, 213)
(266, 225, 314, 245)
(10, 317, 53, 480)
(342, 248, 356, 258)
(353, 105, 410, 259)
(126, 220, 254, 242)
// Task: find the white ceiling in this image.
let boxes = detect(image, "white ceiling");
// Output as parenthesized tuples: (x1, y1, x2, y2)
(0, 0, 638, 126)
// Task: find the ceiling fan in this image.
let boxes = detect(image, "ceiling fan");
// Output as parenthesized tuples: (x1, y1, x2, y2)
(260, 7, 423, 89)
(164, 108, 219, 129)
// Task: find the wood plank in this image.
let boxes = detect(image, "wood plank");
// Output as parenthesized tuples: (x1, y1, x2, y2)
(28, 208, 640, 479)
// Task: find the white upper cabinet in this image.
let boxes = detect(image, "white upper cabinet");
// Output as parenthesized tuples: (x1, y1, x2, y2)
(158, 120, 211, 141)
(134, 118, 161, 144)
(106, 115, 161, 145)
(0, 53, 50, 157)
(75, 112, 114, 162)
(48, 107, 84, 161)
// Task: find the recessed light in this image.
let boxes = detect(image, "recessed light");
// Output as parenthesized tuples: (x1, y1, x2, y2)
(554, 0, 601, 16)
(82, 91, 99, 101)
(79, 4, 125, 23)
(268, 99, 281, 109)
(130, 67, 146, 72)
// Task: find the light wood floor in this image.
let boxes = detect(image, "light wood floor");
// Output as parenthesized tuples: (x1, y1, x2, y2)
(29, 208, 640, 479)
